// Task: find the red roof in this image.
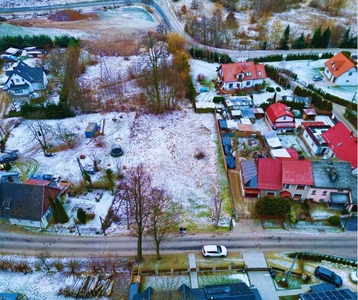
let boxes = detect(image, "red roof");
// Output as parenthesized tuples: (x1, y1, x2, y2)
(257, 158, 282, 190)
(303, 109, 317, 116)
(266, 102, 294, 123)
(324, 52, 357, 78)
(24, 179, 52, 186)
(301, 121, 325, 127)
(281, 159, 313, 185)
(322, 121, 357, 169)
(219, 61, 266, 82)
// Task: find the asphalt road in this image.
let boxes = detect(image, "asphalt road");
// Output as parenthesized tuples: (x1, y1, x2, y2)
(0, 1, 357, 261)
(0, 230, 356, 260)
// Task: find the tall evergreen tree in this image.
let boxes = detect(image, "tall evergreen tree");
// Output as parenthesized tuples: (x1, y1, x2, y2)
(55, 198, 69, 223)
(339, 28, 357, 48)
(48, 197, 58, 223)
(292, 33, 306, 49)
(321, 27, 332, 48)
(279, 25, 290, 50)
(311, 27, 322, 48)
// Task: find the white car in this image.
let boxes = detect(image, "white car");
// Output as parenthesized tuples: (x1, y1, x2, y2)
(350, 270, 357, 283)
(201, 245, 228, 257)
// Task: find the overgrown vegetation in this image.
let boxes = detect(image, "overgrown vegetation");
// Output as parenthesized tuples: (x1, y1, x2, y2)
(255, 196, 292, 216)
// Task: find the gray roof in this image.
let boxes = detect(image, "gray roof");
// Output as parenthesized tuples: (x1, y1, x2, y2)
(6, 61, 44, 84)
(241, 160, 258, 187)
(311, 160, 353, 190)
(0, 182, 59, 221)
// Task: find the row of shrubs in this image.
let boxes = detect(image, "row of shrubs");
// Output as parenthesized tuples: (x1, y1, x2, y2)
(250, 52, 335, 63)
(0, 256, 133, 274)
(287, 252, 357, 268)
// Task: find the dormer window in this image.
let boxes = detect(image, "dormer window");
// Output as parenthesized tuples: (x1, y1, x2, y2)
(237, 73, 244, 80)
(246, 72, 252, 76)
(258, 71, 262, 76)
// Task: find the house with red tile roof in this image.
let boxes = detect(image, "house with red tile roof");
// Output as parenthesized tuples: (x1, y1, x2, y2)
(217, 61, 266, 91)
(322, 121, 357, 174)
(324, 52, 357, 86)
(257, 158, 313, 200)
(265, 102, 295, 132)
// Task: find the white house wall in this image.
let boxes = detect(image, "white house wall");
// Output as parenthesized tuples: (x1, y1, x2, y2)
(324, 66, 357, 86)
(275, 116, 294, 122)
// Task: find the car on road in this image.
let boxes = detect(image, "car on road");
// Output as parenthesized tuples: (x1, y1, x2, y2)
(312, 75, 323, 81)
(314, 266, 342, 287)
(350, 270, 357, 283)
(201, 245, 227, 257)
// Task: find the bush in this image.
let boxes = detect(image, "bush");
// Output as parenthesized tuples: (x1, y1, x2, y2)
(77, 207, 87, 224)
(266, 86, 275, 92)
(329, 215, 341, 226)
(276, 87, 281, 92)
(255, 196, 292, 216)
(213, 96, 225, 104)
(308, 0, 319, 7)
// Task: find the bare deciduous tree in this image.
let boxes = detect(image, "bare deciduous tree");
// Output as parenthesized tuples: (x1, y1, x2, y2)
(26, 120, 53, 156)
(55, 122, 78, 148)
(122, 164, 153, 262)
(148, 188, 180, 260)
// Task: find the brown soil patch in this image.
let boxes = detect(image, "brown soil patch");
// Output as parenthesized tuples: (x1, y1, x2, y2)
(48, 9, 98, 22)
(7, 9, 157, 56)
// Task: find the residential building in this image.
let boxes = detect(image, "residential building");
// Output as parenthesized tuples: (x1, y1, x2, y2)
(321, 121, 357, 174)
(301, 122, 331, 156)
(217, 61, 266, 91)
(3, 61, 48, 96)
(324, 52, 357, 86)
(265, 102, 295, 132)
(308, 160, 357, 212)
(129, 282, 262, 300)
(0, 182, 61, 228)
(257, 158, 313, 200)
(299, 283, 357, 300)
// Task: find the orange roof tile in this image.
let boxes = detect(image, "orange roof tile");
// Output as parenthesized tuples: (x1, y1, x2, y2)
(219, 61, 266, 82)
(324, 52, 357, 78)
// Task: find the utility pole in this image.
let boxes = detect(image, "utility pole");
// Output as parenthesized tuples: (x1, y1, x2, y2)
(307, 47, 314, 66)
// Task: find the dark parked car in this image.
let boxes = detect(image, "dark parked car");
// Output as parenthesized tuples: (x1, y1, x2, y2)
(0, 150, 18, 164)
(312, 75, 323, 81)
(315, 266, 343, 287)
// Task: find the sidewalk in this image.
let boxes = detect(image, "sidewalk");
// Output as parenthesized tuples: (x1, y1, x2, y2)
(242, 252, 279, 300)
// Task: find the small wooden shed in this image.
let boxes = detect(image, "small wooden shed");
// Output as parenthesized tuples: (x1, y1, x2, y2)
(85, 122, 98, 138)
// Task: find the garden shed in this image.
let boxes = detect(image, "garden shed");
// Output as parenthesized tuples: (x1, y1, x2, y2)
(85, 122, 98, 138)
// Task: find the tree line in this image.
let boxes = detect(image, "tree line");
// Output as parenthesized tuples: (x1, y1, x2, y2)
(0, 34, 79, 52)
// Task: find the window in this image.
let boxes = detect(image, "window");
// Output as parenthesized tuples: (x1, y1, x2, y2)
(322, 191, 327, 196)
(258, 71, 262, 76)
(308, 198, 314, 201)
(283, 116, 286, 120)
(297, 185, 305, 190)
(15, 79, 20, 83)
(284, 184, 290, 189)
(266, 192, 275, 197)
(246, 72, 252, 76)
(246, 81, 251, 86)
(236, 83, 240, 88)
(238, 74, 244, 80)
(293, 194, 302, 200)
(229, 83, 233, 88)
(305, 134, 308, 138)
(319, 199, 325, 202)
(311, 143, 314, 146)
(311, 190, 317, 195)
(348, 72, 352, 76)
